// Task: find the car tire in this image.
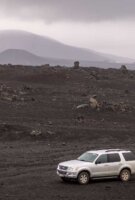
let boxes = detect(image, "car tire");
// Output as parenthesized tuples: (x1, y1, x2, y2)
(77, 171, 90, 185)
(120, 169, 131, 182)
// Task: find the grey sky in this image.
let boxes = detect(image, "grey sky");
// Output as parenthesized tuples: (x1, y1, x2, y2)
(0, 0, 135, 58)
(0, 0, 135, 22)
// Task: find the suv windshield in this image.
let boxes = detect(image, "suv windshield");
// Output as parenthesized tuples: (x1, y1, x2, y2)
(78, 152, 98, 162)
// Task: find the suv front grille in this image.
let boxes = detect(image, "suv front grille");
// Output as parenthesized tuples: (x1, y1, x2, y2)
(58, 170, 67, 175)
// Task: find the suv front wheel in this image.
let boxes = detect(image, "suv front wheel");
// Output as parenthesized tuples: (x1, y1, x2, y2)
(120, 169, 131, 182)
(77, 171, 90, 185)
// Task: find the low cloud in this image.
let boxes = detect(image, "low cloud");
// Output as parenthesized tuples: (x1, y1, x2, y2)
(0, 0, 135, 23)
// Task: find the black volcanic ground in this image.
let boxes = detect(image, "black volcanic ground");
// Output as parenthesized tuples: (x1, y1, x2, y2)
(0, 65, 135, 200)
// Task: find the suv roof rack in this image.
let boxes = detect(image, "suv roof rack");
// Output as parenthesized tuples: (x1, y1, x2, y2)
(105, 149, 127, 152)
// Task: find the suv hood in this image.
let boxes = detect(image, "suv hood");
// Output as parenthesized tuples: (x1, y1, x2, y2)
(59, 160, 92, 168)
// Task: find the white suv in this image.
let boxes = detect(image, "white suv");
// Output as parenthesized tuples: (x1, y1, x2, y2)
(57, 149, 135, 184)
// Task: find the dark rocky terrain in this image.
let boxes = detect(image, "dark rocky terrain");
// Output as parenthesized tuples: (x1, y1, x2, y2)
(0, 65, 135, 200)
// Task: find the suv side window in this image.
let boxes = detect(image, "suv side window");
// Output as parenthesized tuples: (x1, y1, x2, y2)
(95, 154, 107, 164)
(108, 153, 121, 162)
(123, 152, 135, 161)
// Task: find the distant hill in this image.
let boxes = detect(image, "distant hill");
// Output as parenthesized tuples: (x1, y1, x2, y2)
(0, 49, 76, 66)
(0, 49, 47, 65)
(0, 49, 81, 66)
(0, 49, 134, 69)
(0, 30, 134, 65)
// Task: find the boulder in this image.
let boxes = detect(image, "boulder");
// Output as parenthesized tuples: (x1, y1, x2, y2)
(89, 96, 99, 109)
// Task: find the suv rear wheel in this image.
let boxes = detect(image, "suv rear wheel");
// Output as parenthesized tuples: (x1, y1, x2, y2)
(78, 171, 90, 185)
(120, 169, 131, 182)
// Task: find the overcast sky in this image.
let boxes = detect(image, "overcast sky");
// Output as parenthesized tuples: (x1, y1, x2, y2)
(0, 0, 135, 58)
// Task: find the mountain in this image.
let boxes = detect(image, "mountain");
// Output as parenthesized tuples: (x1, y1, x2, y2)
(0, 49, 79, 66)
(0, 49, 47, 65)
(0, 30, 134, 65)
(0, 30, 108, 62)
(0, 49, 135, 69)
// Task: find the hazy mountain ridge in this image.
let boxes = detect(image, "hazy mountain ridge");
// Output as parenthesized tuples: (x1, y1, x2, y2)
(0, 49, 75, 66)
(0, 49, 135, 69)
(0, 30, 135, 69)
(0, 49, 46, 65)
(0, 30, 135, 65)
(0, 30, 107, 62)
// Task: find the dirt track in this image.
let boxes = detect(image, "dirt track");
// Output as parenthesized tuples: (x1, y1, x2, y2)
(0, 65, 135, 199)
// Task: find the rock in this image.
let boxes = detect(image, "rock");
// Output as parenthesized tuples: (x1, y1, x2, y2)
(130, 74, 134, 79)
(76, 104, 89, 109)
(41, 64, 50, 67)
(48, 121, 53, 125)
(30, 129, 42, 136)
(81, 93, 87, 97)
(120, 65, 128, 74)
(89, 96, 99, 109)
(47, 130, 55, 135)
(101, 101, 130, 112)
(77, 115, 84, 122)
(91, 71, 99, 80)
(125, 89, 129, 94)
(101, 118, 104, 122)
(73, 61, 80, 69)
(23, 85, 32, 91)
(0, 182, 4, 186)
(2, 96, 13, 101)
(52, 97, 57, 101)
(0, 84, 36, 102)
(12, 95, 18, 101)
(31, 97, 35, 101)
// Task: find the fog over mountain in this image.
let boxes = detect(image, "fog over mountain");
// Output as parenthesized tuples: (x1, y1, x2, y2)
(0, 30, 135, 67)
(0, 1, 135, 59)
(0, 30, 135, 62)
(0, 30, 109, 62)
